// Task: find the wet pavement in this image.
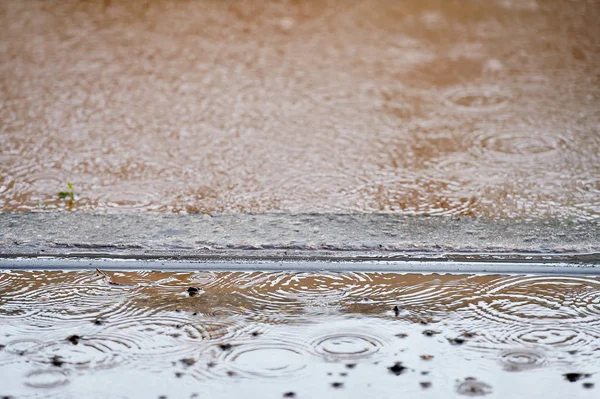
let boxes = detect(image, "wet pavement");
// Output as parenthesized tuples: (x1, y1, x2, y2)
(1, 269, 599, 398)
(1, 0, 599, 219)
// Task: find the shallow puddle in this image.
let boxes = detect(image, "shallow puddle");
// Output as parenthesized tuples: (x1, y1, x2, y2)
(1, 0, 599, 219)
(0, 270, 599, 398)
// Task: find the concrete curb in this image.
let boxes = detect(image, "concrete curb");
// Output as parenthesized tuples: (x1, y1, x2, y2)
(1, 213, 598, 265)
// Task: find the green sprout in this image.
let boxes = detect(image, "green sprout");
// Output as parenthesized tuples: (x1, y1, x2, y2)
(58, 181, 75, 199)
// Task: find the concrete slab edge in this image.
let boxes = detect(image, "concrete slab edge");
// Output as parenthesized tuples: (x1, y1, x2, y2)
(1, 213, 598, 265)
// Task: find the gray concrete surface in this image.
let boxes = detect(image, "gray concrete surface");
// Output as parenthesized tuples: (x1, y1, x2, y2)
(1, 213, 598, 265)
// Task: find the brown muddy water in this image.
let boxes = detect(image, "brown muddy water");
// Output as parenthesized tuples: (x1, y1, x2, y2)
(1, 0, 599, 218)
(0, 269, 599, 398)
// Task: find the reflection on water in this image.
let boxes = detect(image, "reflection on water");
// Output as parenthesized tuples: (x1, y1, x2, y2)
(0, 270, 599, 398)
(0, 0, 599, 219)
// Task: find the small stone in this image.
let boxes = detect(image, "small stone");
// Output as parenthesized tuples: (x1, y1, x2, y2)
(67, 335, 81, 345)
(187, 287, 201, 296)
(219, 343, 233, 351)
(448, 337, 466, 345)
(395, 333, 408, 338)
(331, 382, 343, 388)
(51, 355, 64, 367)
(388, 362, 407, 376)
(564, 373, 590, 382)
(283, 392, 296, 398)
(180, 358, 195, 367)
(420, 382, 432, 389)
(420, 355, 434, 361)
(346, 363, 356, 369)
(175, 372, 183, 378)
(583, 382, 594, 389)
(422, 330, 440, 337)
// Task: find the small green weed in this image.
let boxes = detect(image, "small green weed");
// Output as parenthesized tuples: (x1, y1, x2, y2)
(58, 182, 75, 199)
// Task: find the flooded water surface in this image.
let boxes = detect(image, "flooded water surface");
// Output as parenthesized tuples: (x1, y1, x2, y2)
(1, 269, 599, 398)
(1, 0, 599, 218)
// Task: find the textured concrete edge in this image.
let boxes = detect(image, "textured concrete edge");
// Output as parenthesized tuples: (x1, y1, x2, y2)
(0, 212, 599, 264)
(1, 257, 599, 275)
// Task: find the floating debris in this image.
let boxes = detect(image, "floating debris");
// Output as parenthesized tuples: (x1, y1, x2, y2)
(388, 362, 408, 376)
(67, 335, 81, 345)
(51, 355, 64, 367)
(564, 373, 590, 382)
(448, 337, 466, 345)
(456, 377, 492, 396)
(95, 268, 134, 286)
(180, 358, 195, 367)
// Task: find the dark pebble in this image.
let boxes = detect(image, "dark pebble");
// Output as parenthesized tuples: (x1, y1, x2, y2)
(92, 319, 104, 326)
(461, 332, 476, 338)
(207, 361, 216, 368)
(420, 382, 432, 389)
(583, 382, 594, 389)
(331, 382, 343, 389)
(421, 371, 430, 375)
(422, 330, 440, 337)
(448, 337, 466, 345)
(158, 396, 167, 399)
(192, 312, 198, 316)
(283, 392, 296, 398)
(226, 370, 236, 377)
(180, 358, 196, 367)
(67, 335, 81, 345)
(0, 344, 5, 350)
(187, 287, 201, 296)
(340, 372, 348, 377)
(346, 363, 356, 369)
(175, 372, 183, 378)
(564, 373, 590, 382)
(395, 333, 408, 338)
(219, 343, 233, 351)
(388, 362, 407, 376)
(251, 331, 262, 337)
(51, 355, 64, 367)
